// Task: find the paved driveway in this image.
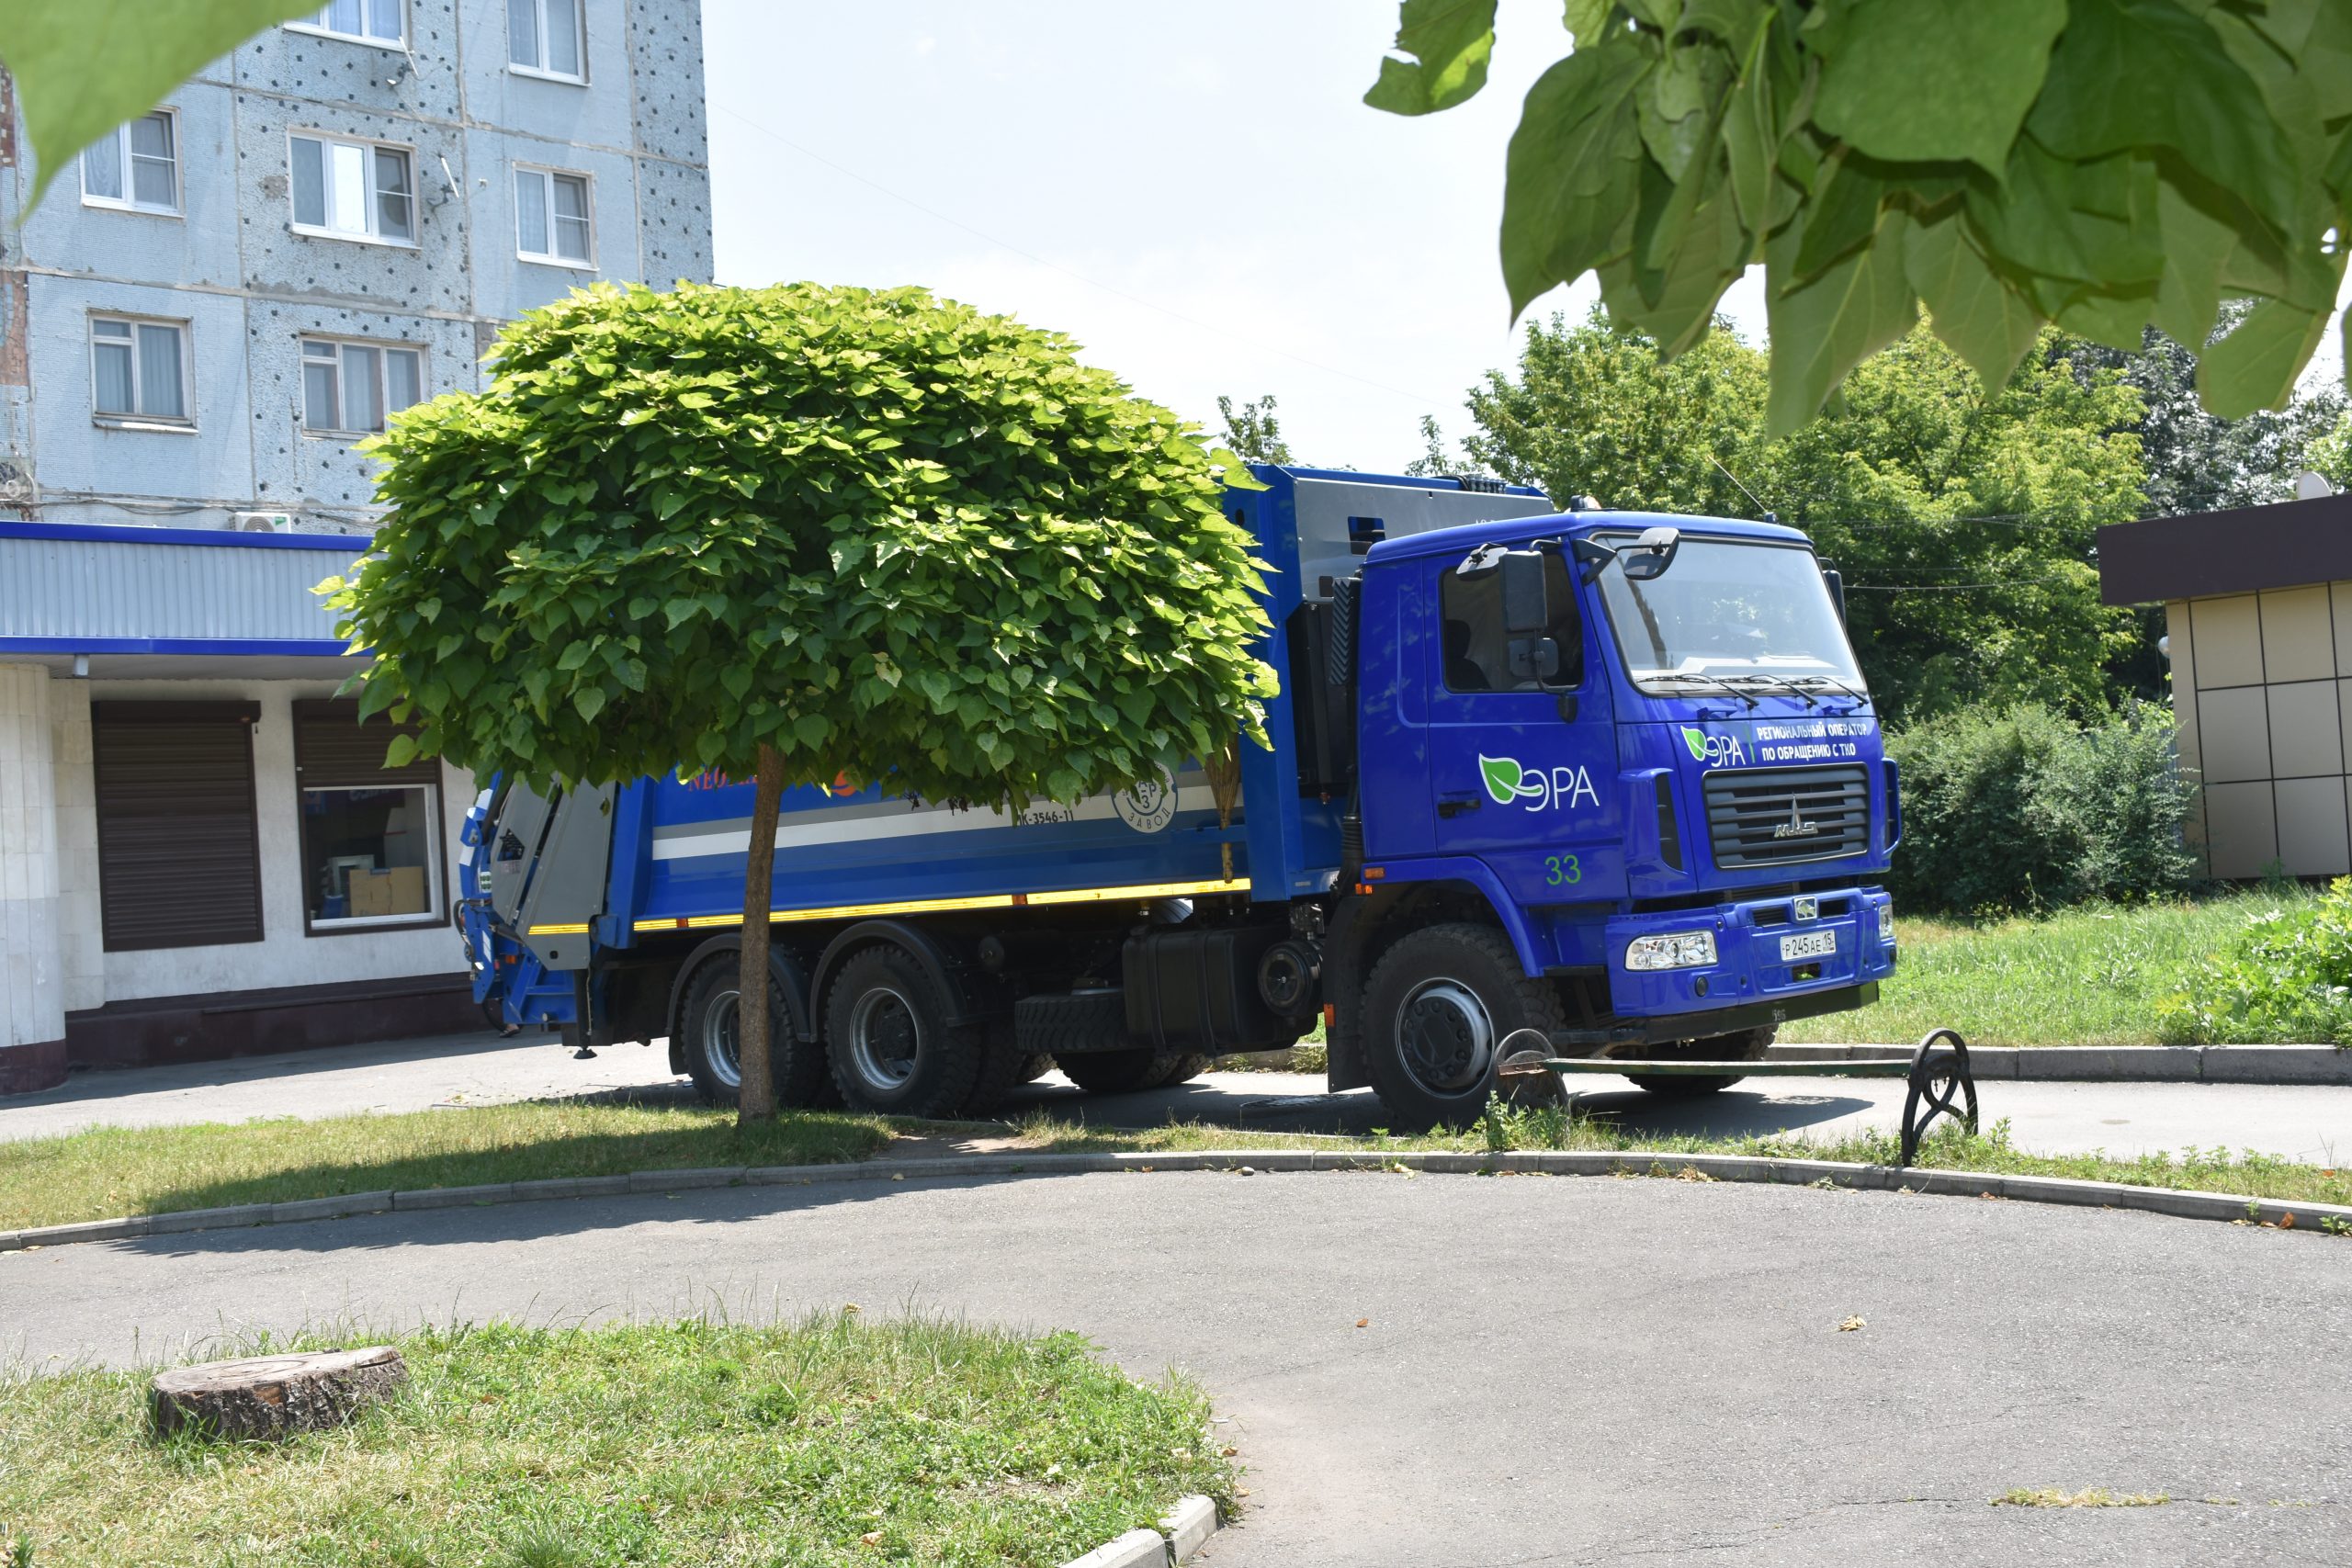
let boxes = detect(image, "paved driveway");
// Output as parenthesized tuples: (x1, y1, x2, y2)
(4, 1171, 2345, 1566)
(10, 1032, 2352, 1165)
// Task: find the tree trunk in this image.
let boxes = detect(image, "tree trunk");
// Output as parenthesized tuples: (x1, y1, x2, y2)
(151, 1348, 408, 1441)
(737, 742, 785, 1125)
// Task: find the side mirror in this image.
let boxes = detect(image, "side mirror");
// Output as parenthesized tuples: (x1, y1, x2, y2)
(1508, 636, 1561, 683)
(1822, 565, 1848, 626)
(1456, 544, 1550, 633)
(1620, 526, 1680, 581)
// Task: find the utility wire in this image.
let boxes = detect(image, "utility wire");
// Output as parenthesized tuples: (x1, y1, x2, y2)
(710, 101, 1452, 413)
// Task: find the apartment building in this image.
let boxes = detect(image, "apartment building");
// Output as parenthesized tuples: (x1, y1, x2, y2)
(0, 1, 713, 1093)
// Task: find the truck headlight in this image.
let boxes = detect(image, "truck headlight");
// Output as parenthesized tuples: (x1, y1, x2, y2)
(1625, 931, 1717, 971)
(1878, 904, 1896, 946)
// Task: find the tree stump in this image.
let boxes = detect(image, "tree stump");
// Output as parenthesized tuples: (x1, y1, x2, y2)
(150, 1347, 408, 1441)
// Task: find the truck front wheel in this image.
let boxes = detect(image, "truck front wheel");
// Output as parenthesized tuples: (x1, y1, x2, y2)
(823, 945, 982, 1119)
(1361, 923, 1568, 1131)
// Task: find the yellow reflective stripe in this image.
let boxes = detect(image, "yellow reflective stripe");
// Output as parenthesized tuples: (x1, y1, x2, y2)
(1023, 877, 1249, 907)
(526, 922, 591, 936)
(628, 876, 1248, 932)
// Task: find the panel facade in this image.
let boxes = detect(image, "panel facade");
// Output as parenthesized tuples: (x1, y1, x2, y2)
(0, 0, 711, 534)
(2171, 582, 2352, 880)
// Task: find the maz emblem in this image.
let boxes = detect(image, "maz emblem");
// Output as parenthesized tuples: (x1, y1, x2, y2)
(1773, 799, 1820, 840)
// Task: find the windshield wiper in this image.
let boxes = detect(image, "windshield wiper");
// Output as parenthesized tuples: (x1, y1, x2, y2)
(1722, 672, 1819, 708)
(1645, 673, 1758, 709)
(1791, 673, 1870, 707)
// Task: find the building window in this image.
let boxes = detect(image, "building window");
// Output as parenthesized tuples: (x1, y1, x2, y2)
(90, 316, 190, 424)
(82, 110, 180, 215)
(294, 700, 445, 932)
(514, 166, 594, 265)
(92, 703, 264, 952)
(302, 337, 424, 434)
(290, 133, 416, 244)
(291, 0, 404, 45)
(507, 0, 585, 80)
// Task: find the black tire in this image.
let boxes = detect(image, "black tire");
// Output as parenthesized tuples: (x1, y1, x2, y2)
(1017, 1054, 1057, 1084)
(1623, 1027, 1777, 1097)
(1058, 1048, 1180, 1094)
(961, 1021, 1029, 1118)
(1152, 1052, 1214, 1087)
(678, 957, 828, 1111)
(1360, 922, 1570, 1131)
(823, 945, 982, 1119)
(1013, 989, 1127, 1055)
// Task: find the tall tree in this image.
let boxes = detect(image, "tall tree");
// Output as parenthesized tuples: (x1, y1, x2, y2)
(1216, 394, 1294, 466)
(330, 282, 1276, 1125)
(1368, 1, 2352, 434)
(1441, 306, 2145, 721)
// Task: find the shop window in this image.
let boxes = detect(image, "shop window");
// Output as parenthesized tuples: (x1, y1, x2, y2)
(292, 700, 443, 933)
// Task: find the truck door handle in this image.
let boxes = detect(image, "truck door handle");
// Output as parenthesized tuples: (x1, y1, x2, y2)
(1438, 795, 1482, 818)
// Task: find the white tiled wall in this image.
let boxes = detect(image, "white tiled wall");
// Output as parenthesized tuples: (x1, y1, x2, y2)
(0, 664, 65, 1053)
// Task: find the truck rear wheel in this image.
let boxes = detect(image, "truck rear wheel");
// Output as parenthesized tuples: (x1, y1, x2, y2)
(679, 959, 828, 1111)
(1361, 923, 1569, 1131)
(1623, 1027, 1776, 1097)
(1058, 1048, 1197, 1094)
(823, 945, 982, 1119)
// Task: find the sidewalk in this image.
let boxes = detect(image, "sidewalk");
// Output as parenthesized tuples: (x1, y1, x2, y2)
(6, 1031, 2352, 1164)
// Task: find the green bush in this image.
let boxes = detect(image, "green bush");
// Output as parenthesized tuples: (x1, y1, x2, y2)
(2156, 879, 2352, 1045)
(1887, 701, 2194, 916)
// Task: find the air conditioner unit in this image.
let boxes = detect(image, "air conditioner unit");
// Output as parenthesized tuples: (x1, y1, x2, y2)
(230, 511, 296, 534)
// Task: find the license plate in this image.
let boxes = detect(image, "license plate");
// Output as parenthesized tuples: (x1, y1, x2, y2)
(1780, 931, 1838, 962)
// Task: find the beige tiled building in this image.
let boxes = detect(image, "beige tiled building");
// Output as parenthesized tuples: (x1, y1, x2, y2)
(2100, 495, 2352, 879)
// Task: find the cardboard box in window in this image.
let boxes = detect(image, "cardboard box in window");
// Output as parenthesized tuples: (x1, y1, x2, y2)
(347, 865, 428, 918)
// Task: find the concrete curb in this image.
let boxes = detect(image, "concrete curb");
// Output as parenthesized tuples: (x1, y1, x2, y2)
(1766, 1043, 2352, 1082)
(1056, 1495, 1222, 1568)
(3, 1146, 2345, 1254)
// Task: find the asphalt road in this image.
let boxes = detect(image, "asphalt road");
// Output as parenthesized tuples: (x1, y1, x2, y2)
(10, 1030, 2352, 1164)
(5, 1170, 2346, 1566)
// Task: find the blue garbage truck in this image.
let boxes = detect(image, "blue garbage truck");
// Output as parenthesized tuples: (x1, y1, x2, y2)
(460, 466, 1899, 1128)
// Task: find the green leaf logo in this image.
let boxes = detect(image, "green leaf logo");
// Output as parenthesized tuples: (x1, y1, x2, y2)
(1479, 754, 1526, 806)
(1681, 726, 1709, 761)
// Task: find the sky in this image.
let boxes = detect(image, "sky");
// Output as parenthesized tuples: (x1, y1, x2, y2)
(703, 2, 2340, 476)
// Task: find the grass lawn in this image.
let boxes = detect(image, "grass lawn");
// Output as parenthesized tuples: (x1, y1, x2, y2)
(0, 1315, 1233, 1568)
(0, 1100, 888, 1233)
(1781, 890, 2308, 1046)
(1010, 1107, 2352, 1212)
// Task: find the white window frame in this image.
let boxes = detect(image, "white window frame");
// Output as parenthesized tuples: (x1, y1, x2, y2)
(288, 130, 419, 247)
(286, 0, 406, 48)
(300, 334, 426, 437)
(301, 783, 446, 931)
(513, 164, 596, 268)
(81, 109, 182, 217)
(87, 313, 195, 430)
(506, 0, 588, 83)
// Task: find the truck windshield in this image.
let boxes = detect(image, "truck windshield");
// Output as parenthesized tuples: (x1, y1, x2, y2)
(1594, 535, 1867, 695)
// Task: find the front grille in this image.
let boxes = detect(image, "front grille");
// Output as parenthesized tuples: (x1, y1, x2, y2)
(1703, 765, 1870, 868)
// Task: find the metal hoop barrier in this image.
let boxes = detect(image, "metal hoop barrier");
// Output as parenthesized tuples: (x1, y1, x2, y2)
(1898, 1027, 1976, 1168)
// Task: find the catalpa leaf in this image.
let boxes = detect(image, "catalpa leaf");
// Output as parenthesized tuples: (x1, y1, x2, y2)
(1905, 209, 2042, 390)
(1811, 0, 2066, 175)
(2026, 0, 2299, 240)
(1765, 209, 1919, 436)
(1364, 0, 1499, 116)
(2198, 296, 2336, 419)
(1501, 41, 1651, 318)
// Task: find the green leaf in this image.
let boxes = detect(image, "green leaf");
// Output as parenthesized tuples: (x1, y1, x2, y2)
(2198, 297, 2335, 419)
(1720, 17, 1779, 234)
(556, 641, 594, 671)
(2025, 0, 2298, 237)
(1501, 41, 1652, 318)
(1765, 209, 1919, 437)
(382, 733, 419, 770)
(1563, 0, 1614, 45)
(0, 0, 318, 212)
(573, 687, 608, 724)
(1905, 210, 2041, 390)
(1479, 753, 1527, 806)
(1810, 0, 2065, 175)
(792, 712, 831, 750)
(1364, 0, 1498, 116)
(2149, 176, 2239, 346)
